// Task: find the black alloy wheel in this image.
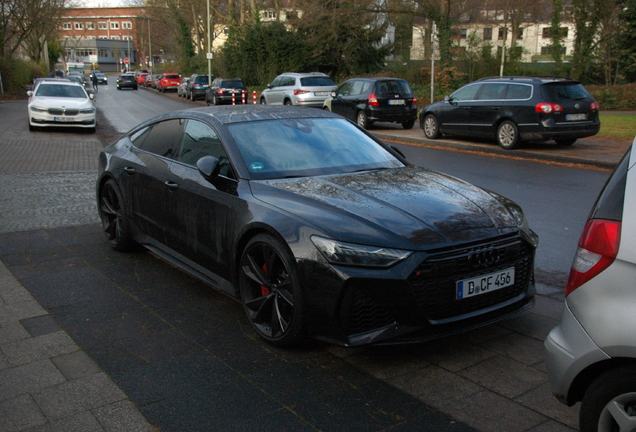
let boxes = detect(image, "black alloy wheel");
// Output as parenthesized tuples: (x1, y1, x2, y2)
(99, 180, 136, 252)
(239, 234, 305, 347)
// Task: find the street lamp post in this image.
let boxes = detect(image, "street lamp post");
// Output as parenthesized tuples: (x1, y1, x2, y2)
(207, 0, 212, 87)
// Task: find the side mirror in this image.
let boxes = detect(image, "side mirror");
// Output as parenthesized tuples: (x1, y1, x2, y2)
(444, 95, 451, 102)
(89, 93, 95, 100)
(330, 91, 336, 97)
(197, 155, 220, 180)
(27, 91, 33, 97)
(267, 83, 273, 89)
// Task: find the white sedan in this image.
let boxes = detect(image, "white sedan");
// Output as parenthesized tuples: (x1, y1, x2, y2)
(27, 79, 96, 133)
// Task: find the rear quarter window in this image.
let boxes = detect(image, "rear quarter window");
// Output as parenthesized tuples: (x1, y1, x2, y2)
(506, 84, 532, 100)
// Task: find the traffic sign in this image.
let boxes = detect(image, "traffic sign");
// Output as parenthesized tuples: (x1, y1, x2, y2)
(124, 58, 130, 65)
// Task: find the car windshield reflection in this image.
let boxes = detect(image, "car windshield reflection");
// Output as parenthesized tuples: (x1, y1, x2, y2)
(228, 118, 404, 179)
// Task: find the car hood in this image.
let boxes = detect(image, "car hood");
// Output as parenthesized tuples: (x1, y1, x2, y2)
(29, 96, 92, 109)
(250, 166, 520, 249)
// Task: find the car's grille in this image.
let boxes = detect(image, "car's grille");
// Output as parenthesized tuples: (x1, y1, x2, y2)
(343, 287, 395, 336)
(408, 234, 534, 321)
(47, 108, 79, 116)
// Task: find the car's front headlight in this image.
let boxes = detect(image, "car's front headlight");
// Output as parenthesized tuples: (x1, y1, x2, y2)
(29, 105, 47, 112)
(80, 107, 96, 114)
(311, 236, 412, 268)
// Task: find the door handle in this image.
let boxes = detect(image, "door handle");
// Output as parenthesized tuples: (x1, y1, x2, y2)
(164, 181, 179, 191)
(124, 167, 136, 175)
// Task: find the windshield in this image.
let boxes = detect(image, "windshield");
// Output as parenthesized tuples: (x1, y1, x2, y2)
(222, 81, 246, 89)
(299, 77, 335, 87)
(36, 84, 87, 98)
(542, 83, 592, 101)
(228, 118, 404, 180)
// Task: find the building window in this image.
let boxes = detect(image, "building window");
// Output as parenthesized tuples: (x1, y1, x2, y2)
(543, 27, 569, 38)
(74, 22, 83, 30)
(110, 22, 120, 29)
(460, 28, 467, 39)
(541, 46, 567, 55)
(99, 49, 109, 57)
(98, 22, 107, 29)
(498, 27, 506, 40)
(122, 21, 132, 29)
(98, 36, 109, 39)
(62, 22, 71, 30)
(111, 35, 120, 40)
(223, 28, 229, 35)
(263, 11, 276, 19)
(123, 35, 133, 41)
(517, 28, 523, 40)
(483, 28, 492, 40)
(86, 22, 95, 30)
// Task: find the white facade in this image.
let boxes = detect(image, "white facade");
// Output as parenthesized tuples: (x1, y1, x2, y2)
(411, 21, 577, 63)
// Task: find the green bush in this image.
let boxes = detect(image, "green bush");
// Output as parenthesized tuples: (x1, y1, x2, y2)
(586, 84, 636, 110)
(0, 58, 46, 97)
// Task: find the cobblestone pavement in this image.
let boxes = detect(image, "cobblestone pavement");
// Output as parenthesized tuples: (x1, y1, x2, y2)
(1, 97, 631, 432)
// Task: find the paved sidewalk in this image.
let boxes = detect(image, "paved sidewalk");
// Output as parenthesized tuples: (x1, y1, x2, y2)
(1, 97, 632, 432)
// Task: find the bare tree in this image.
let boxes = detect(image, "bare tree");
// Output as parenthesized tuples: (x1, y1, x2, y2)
(1, 0, 67, 59)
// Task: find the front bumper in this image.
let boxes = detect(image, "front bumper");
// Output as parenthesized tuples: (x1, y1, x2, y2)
(544, 301, 610, 405)
(30, 109, 96, 128)
(303, 232, 537, 346)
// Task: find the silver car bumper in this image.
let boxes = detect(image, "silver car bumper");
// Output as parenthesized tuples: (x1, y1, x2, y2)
(544, 300, 610, 405)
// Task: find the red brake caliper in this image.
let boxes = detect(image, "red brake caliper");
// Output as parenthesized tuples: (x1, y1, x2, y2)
(260, 263, 271, 296)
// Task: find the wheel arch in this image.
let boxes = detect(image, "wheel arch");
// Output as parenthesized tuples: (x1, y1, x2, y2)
(567, 358, 636, 406)
(233, 224, 294, 282)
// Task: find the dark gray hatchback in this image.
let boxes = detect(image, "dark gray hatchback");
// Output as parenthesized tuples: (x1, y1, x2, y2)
(420, 76, 600, 149)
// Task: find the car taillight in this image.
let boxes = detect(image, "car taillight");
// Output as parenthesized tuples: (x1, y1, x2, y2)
(590, 101, 599, 110)
(412, 95, 418, 106)
(217, 89, 224, 95)
(368, 93, 379, 106)
(565, 219, 621, 296)
(536, 102, 563, 113)
(294, 90, 310, 95)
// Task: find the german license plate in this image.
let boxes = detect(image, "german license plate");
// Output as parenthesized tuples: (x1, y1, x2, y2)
(54, 117, 72, 122)
(315, 91, 329, 96)
(456, 267, 515, 300)
(566, 113, 586, 121)
(389, 99, 405, 105)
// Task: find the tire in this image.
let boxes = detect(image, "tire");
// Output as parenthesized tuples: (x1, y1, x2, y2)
(212, 95, 219, 106)
(98, 179, 136, 252)
(422, 114, 442, 139)
(402, 119, 415, 130)
(117, 86, 121, 90)
(580, 366, 636, 432)
(497, 120, 520, 149)
(238, 234, 305, 347)
(284, 99, 293, 106)
(357, 111, 369, 129)
(260, 97, 267, 105)
(555, 138, 577, 146)
(206, 96, 210, 106)
(28, 121, 36, 132)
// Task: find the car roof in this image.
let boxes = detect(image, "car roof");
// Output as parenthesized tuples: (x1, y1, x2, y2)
(280, 72, 329, 77)
(38, 79, 82, 87)
(476, 76, 580, 84)
(134, 105, 342, 130)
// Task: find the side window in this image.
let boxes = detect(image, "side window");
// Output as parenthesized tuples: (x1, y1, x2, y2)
(271, 76, 282, 87)
(350, 80, 365, 95)
(130, 126, 151, 147)
(336, 81, 353, 96)
(177, 120, 232, 177)
(452, 84, 481, 101)
(506, 84, 532, 100)
(283, 76, 295, 86)
(137, 119, 183, 158)
(476, 83, 507, 100)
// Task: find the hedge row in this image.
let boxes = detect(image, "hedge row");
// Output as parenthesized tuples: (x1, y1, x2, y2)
(586, 84, 636, 111)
